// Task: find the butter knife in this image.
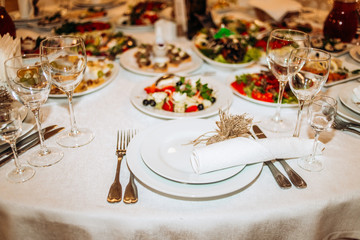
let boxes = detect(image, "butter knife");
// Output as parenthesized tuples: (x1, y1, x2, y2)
(0, 127, 64, 167)
(0, 125, 57, 158)
(253, 125, 307, 189)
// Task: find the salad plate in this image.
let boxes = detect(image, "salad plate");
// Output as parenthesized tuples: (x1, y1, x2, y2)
(324, 57, 360, 87)
(126, 119, 263, 199)
(49, 58, 119, 98)
(140, 119, 245, 184)
(338, 82, 360, 116)
(226, 69, 298, 108)
(130, 76, 233, 119)
(119, 47, 202, 76)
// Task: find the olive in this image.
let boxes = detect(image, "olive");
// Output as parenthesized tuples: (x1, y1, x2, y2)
(176, 81, 182, 86)
(211, 97, 216, 103)
(149, 99, 156, 107)
(143, 99, 149, 106)
(197, 104, 204, 110)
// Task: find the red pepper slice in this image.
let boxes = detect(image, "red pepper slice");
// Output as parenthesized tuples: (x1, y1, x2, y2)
(185, 105, 198, 112)
(231, 81, 246, 95)
(162, 100, 174, 112)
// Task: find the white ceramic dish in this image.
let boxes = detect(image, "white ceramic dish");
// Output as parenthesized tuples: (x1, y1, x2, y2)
(126, 121, 263, 199)
(349, 46, 360, 63)
(49, 59, 119, 98)
(130, 76, 233, 119)
(119, 47, 203, 76)
(140, 119, 245, 184)
(338, 82, 360, 116)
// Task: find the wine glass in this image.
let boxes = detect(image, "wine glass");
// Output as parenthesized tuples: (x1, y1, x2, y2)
(288, 48, 331, 137)
(298, 95, 337, 172)
(262, 29, 310, 132)
(5, 54, 64, 167)
(40, 36, 94, 148)
(0, 103, 35, 183)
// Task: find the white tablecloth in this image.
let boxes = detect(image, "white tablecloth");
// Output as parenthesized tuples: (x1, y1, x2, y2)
(1, 23, 360, 240)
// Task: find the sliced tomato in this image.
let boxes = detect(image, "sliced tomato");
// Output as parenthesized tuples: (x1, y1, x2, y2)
(185, 105, 198, 112)
(231, 81, 246, 95)
(144, 84, 156, 94)
(251, 90, 274, 103)
(162, 100, 174, 112)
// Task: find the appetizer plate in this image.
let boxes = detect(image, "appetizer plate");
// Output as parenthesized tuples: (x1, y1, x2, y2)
(338, 82, 360, 116)
(73, 0, 118, 8)
(127, 119, 263, 199)
(324, 57, 360, 87)
(119, 47, 202, 76)
(349, 46, 360, 63)
(226, 70, 298, 108)
(140, 119, 245, 184)
(130, 76, 233, 119)
(49, 59, 119, 98)
(191, 41, 255, 70)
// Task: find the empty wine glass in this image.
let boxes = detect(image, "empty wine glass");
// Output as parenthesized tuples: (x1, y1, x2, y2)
(0, 103, 35, 183)
(262, 29, 310, 132)
(298, 95, 337, 172)
(288, 48, 331, 137)
(40, 36, 94, 148)
(5, 54, 64, 167)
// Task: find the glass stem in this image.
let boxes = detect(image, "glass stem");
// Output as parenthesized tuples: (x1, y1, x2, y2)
(66, 90, 79, 136)
(309, 130, 320, 163)
(32, 108, 49, 155)
(273, 81, 287, 123)
(10, 142, 22, 172)
(293, 99, 305, 137)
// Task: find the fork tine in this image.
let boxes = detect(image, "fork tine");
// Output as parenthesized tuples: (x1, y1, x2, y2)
(121, 130, 125, 149)
(116, 130, 120, 150)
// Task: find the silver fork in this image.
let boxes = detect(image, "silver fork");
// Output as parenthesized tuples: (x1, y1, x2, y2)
(124, 129, 138, 204)
(332, 117, 360, 135)
(107, 130, 130, 203)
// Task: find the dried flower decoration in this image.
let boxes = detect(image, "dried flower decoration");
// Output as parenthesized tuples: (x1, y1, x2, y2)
(191, 109, 253, 146)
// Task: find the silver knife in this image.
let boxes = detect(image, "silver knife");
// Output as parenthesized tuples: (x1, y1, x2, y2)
(253, 125, 307, 189)
(0, 127, 65, 167)
(0, 125, 57, 158)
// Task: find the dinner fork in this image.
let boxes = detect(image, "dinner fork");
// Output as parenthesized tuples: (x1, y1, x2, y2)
(124, 129, 138, 204)
(332, 117, 360, 135)
(107, 130, 130, 203)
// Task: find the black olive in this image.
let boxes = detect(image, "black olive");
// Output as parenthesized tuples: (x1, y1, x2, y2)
(176, 81, 182, 86)
(149, 99, 156, 107)
(143, 99, 149, 106)
(197, 104, 204, 110)
(211, 97, 216, 103)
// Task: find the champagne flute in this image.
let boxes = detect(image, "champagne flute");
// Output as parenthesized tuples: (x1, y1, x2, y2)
(5, 54, 64, 167)
(40, 36, 94, 148)
(288, 48, 331, 137)
(0, 104, 35, 183)
(298, 95, 337, 172)
(262, 29, 310, 132)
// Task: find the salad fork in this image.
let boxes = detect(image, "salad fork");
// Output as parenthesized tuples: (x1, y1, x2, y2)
(332, 117, 360, 135)
(124, 130, 138, 204)
(107, 130, 130, 203)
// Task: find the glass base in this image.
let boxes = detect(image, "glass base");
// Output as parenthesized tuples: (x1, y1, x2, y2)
(56, 128, 94, 148)
(260, 116, 294, 133)
(297, 156, 324, 172)
(27, 147, 64, 167)
(7, 166, 35, 183)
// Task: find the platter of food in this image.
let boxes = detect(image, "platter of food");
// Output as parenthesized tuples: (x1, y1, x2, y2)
(130, 75, 233, 119)
(324, 58, 360, 87)
(49, 58, 119, 98)
(119, 44, 202, 76)
(310, 37, 351, 57)
(227, 68, 298, 107)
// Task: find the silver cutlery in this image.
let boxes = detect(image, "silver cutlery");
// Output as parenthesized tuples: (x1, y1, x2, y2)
(0, 127, 65, 167)
(252, 125, 307, 189)
(332, 117, 360, 135)
(107, 130, 130, 203)
(124, 129, 138, 204)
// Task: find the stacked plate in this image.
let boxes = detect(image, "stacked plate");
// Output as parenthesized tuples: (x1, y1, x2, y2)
(126, 119, 263, 199)
(337, 82, 360, 124)
(73, 0, 120, 8)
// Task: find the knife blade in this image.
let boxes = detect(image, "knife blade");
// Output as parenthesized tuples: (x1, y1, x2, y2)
(0, 127, 65, 167)
(253, 125, 307, 189)
(0, 125, 58, 158)
(252, 125, 292, 189)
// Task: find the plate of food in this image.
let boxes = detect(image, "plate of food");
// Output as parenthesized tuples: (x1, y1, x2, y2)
(73, 0, 117, 8)
(192, 28, 263, 70)
(65, 7, 109, 23)
(227, 68, 298, 107)
(130, 75, 233, 119)
(310, 36, 351, 57)
(324, 57, 360, 87)
(119, 44, 202, 76)
(49, 58, 119, 98)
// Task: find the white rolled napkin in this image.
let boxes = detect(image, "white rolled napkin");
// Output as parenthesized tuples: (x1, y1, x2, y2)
(191, 137, 324, 174)
(248, 0, 302, 22)
(352, 85, 360, 104)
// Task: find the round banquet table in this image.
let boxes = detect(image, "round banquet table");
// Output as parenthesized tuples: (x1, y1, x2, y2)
(1, 7, 360, 240)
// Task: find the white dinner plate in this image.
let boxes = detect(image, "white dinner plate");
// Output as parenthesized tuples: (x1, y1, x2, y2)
(119, 47, 203, 76)
(191, 40, 256, 70)
(349, 46, 360, 63)
(49, 59, 119, 98)
(226, 69, 298, 108)
(140, 119, 245, 184)
(73, 0, 117, 7)
(338, 82, 360, 116)
(130, 76, 233, 119)
(126, 121, 263, 199)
